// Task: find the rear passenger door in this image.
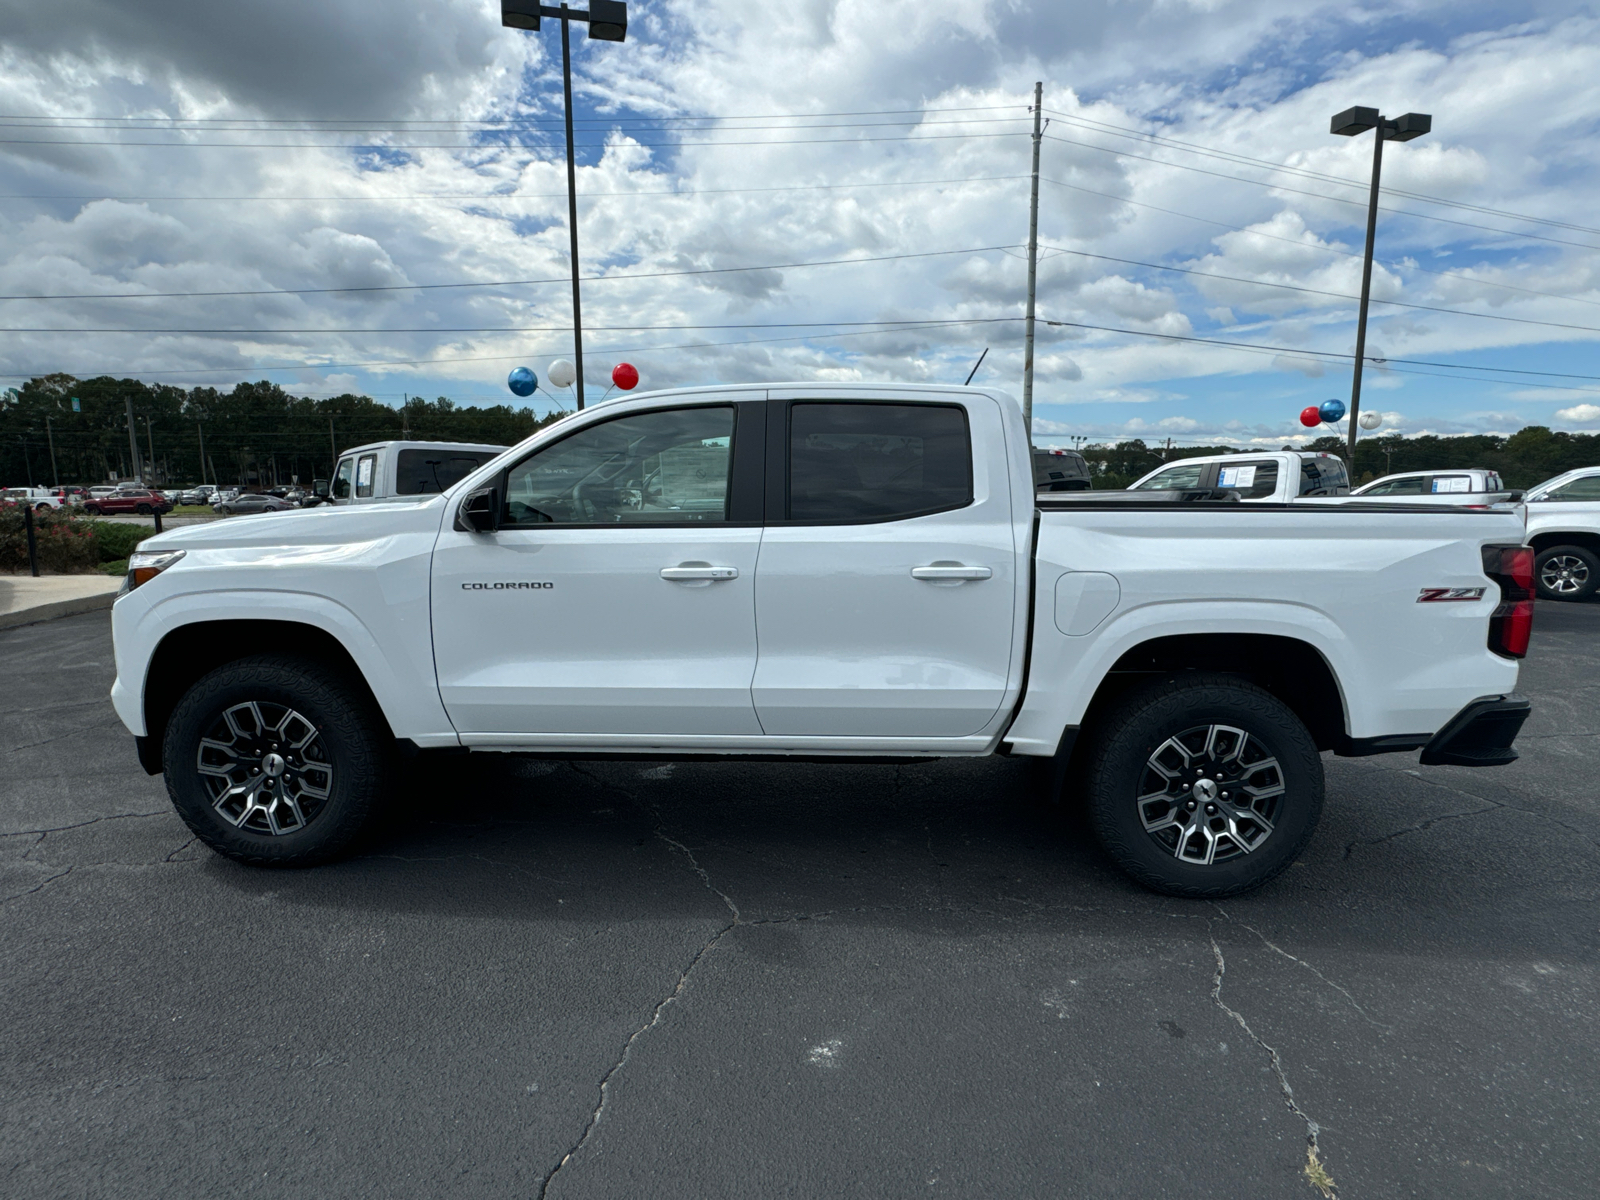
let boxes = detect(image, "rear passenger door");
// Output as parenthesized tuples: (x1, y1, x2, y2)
(751, 393, 1019, 739)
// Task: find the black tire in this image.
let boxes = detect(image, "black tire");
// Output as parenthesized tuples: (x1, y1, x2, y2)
(1534, 544, 1599, 602)
(136, 504, 153, 515)
(84, 504, 101, 515)
(1084, 674, 1323, 898)
(216, 505, 231, 516)
(162, 654, 392, 867)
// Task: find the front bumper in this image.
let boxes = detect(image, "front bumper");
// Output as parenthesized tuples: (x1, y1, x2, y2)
(1419, 694, 1531, 767)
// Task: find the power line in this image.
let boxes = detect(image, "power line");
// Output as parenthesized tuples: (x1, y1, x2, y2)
(1041, 132, 1600, 253)
(0, 174, 1031, 203)
(1038, 174, 1600, 311)
(0, 318, 1016, 335)
(0, 129, 1027, 151)
(0, 103, 1024, 125)
(1042, 107, 1600, 240)
(0, 243, 1018, 302)
(1036, 243, 1600, 337)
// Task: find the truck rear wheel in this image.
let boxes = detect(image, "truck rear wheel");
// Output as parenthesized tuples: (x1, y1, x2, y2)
(161, 654, 392, 867)
(1084, 674, 1323, 898)
(1534, 545, 1598, 602)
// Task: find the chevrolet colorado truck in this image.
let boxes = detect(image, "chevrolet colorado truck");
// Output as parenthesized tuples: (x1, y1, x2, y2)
(109, 384, 1534, 897)
(1523, 466, 1600, 602)
(1128, 450, 1350, 501)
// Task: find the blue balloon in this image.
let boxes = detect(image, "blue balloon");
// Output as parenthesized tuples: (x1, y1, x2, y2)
(507, 366, 537, 397)
(1318, 398, 1347, 423)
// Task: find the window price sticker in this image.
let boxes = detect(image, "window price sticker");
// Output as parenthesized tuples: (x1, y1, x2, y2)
(1218, 465, 1257, 489)
(1431, 476, 1470, 493)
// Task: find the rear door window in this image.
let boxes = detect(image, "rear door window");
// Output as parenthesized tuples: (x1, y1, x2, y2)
(355, 454, 378, 499)
(1131, 462, 1206, 490)
(786, 402, 971, 523)
(1430, 475, 1472, 494)
(396, 450, 498, 495)
(1217, 460, 1278, 498)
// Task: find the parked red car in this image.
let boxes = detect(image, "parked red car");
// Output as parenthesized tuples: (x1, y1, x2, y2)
(82, 488, 173, 516)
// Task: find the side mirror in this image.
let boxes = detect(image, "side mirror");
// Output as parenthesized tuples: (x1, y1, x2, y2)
(457, 486, 500, 533)
(312, 479, 329, 498)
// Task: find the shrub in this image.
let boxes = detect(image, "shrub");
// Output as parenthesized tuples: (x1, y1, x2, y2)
(0, 507, 100, 573)
(89, 520, 154, 563)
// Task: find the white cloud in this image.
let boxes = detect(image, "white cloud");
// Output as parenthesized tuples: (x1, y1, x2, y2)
(1554, 403, 1600, 426)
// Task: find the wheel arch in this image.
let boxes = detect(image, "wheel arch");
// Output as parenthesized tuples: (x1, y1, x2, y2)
(141, 619, 394, 774)
(1076, 633, 1348, 756)
(1529, 530, 1600, 556)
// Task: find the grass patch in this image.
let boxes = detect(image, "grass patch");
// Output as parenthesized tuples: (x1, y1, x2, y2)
(101, 558, 129, 577)
(168, 505, 217, 516)
(1304, 1147, 1337, 1197)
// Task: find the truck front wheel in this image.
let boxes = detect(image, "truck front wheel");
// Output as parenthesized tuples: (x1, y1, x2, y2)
(162, 654, 392, 866)
(1084, 675, 1323, 898)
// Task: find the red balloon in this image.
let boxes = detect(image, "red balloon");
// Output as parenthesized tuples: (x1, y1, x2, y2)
(612, 362, 639, 391)
(1299, 405, 1322, 428)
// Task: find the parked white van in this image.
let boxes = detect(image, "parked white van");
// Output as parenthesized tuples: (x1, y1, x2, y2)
(328, 440, 509, 506)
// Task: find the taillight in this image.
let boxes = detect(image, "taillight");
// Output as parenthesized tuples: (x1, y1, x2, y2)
(1481, 545, 1534, 659)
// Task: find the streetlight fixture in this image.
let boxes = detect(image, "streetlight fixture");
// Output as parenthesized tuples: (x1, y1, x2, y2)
(501, 2, 629, 410)
(1330, 105, 1430, 459)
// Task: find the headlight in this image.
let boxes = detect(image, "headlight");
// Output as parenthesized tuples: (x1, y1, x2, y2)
(126, 549, 186, 590)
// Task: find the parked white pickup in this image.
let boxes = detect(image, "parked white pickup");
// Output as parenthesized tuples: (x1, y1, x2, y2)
(1128, 451, 1350, 501)
(110, 384, 1533, 896)
(1523, 466, 1600, 601)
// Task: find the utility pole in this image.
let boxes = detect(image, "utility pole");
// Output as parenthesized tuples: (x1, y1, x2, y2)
(124, 397, 143, 484)
(1022, 80, 1043, 446)
(45, 416, 58, 486)
(144, 416, 157, 485)
(197, 421, 209, 485)
(329, 415, 337, 472)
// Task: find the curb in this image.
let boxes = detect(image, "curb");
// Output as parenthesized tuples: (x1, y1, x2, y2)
(0, 589, 118, 631)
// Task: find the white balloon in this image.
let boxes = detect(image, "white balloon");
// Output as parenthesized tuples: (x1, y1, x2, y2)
(548, 358, 576, 388)
(1359, 410, 1382, 430)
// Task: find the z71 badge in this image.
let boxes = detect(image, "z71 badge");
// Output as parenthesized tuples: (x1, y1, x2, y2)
(1417, 587, 1486, 602)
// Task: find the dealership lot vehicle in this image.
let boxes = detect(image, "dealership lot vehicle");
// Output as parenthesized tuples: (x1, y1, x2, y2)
(214, 492, 295, 516)
(1033, 446, 1093, 491)
(1, 486, 62, 510)
(1128, 450, 1350, 500)
(1350, 464, 1510, 496)
(329, 439, 509, 505)
(83, 488, 171, 516)
(1522, 466, 1600, 601)
(111, 385, 1533, 897)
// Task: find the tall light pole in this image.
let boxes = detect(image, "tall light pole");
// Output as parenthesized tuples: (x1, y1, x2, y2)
(502, 2, 629, 410)
(1022, 81, 1043, 445)
(1330, 106, 1430, 459)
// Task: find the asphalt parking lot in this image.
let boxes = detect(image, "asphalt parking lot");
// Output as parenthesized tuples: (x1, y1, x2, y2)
(3, 604, 1597, 1199)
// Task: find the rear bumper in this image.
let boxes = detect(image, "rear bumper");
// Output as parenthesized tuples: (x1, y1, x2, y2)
(1419, 694, 1531, 767)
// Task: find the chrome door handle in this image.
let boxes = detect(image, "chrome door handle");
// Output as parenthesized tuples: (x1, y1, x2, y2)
(911, 564, 992, 581)
(660, 564, 739, 581)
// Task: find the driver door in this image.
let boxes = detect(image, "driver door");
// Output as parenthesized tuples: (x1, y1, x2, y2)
(430, 400, 766, 740)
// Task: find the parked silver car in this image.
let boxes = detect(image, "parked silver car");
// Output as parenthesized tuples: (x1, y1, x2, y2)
(214, 492, 296, 516)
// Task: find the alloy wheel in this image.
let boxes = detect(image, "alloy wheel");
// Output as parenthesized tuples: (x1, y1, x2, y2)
(196, 701, 333, 835)
(1136, 724, 1285, 865)
(1540, 554, 1590, 595)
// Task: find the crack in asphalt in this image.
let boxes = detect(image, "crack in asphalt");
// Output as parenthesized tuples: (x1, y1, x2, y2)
(1340, 758, 1600, 855)
(1207, 924, 1336, 1198)
(1, 716, 127, 756)
(1, 865, 73, 906)
(1215, 905, 1392, 1031)
(0, 810, 169, 840)
(1342, 805, 1500, 860)
(163, 837, 199, 862)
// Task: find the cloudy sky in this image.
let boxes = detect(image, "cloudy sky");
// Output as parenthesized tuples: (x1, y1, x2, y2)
(1, 0, 1598, 446)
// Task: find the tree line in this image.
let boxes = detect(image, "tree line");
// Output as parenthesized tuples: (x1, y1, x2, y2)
(3, 373, 1595, 491)
(0, 375, 563, 489)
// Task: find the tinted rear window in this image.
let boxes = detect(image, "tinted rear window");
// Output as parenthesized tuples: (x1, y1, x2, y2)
(396, 449, 500, 495)
(788, 402, 972, 523)
(1299, 457, 1348, 494)
(1217, 460, 1278, 499)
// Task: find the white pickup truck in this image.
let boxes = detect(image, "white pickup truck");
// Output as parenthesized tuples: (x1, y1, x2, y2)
(1524, 466, 1600, 602)
(109, 384, 1535, 897)
(1129, 450, 1350, 501)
